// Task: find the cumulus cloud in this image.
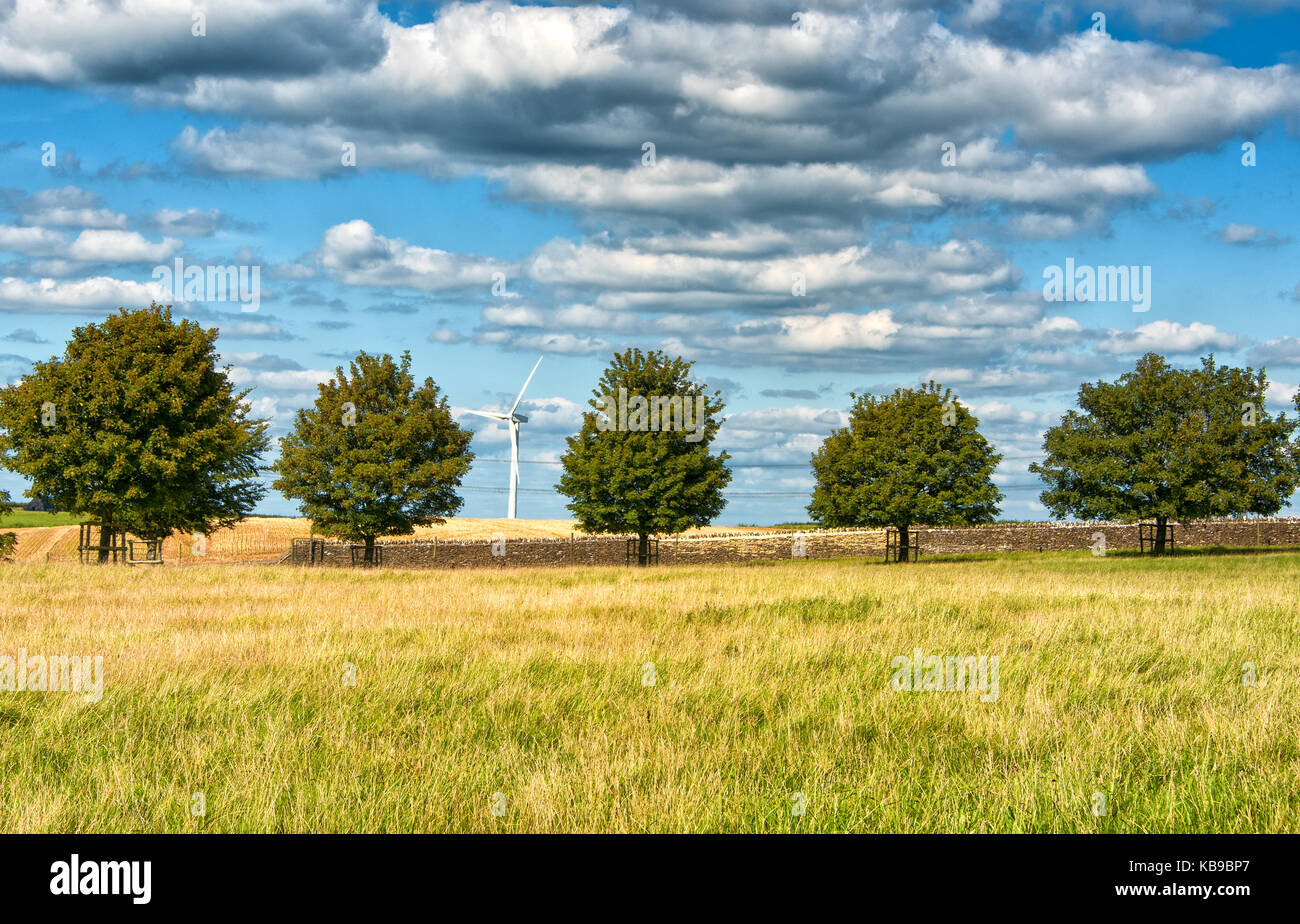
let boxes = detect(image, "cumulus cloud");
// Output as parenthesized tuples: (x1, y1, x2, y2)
(720, 311, 900, 356)
(1095, 320, 1240, 354)
(226, 366, 332, 391)
(67, 230, 182, 263)
(0, 225, 67, 257)
(0, 275, 165, 312)
(317, 220, 513, 292)
(1266, 379, 1299, 411)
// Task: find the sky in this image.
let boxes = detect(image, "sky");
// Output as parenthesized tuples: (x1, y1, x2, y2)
(1, 0, 1299, 524)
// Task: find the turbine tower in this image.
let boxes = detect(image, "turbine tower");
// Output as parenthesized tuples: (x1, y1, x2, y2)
(464, 356, 543, 519)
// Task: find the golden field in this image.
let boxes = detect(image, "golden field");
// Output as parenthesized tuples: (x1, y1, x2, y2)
(4, 515, 769, 565)
(0, 549, 1296, 832)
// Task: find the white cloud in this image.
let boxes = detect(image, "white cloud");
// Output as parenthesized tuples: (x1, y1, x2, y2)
(0, 225, 67, 257)
(317, 220, 512, 292)
(1096, 320, 1240, 354)
(226, 366, 331, 391)
(725, 311, 900, 355)
(67, 230, 182, 263)
(0, 275, 165, 312)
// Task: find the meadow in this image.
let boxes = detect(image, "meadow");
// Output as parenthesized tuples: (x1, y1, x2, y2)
(1, 550, 1296, 833)
(0, 510, 82, 528)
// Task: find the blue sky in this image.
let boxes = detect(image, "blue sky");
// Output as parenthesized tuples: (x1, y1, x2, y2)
(2, 0, 1299, 523)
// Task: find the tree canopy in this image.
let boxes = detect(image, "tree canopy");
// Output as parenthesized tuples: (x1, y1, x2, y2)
(0, 303, 269, 555)
(271, 350, 474, 561)
(808, 382, 1002, 557)
(557, 348, 731, 563)
(1030, 353, 1299, 549)
(0, 488, 14, 561)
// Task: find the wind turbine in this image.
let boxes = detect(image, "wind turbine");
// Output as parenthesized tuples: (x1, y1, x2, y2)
(464, 356, 543, 519)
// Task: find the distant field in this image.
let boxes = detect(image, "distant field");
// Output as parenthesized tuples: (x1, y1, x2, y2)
(0, 510, 82, 528)
(1, 550, 1296, 832)
(2, 516, 771, 564)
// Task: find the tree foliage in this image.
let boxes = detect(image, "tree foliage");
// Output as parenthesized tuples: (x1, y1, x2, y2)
(808, 382, 1003, 556)
(272, 351, 473, 560)
(1030, 353, 1299, 549)
(558, 349, 731, 563)
(0, 488, 14, 561)
(0, 303, 269, 553)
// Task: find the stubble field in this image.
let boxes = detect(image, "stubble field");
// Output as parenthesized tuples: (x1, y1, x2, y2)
(1, 550, 1296, 832)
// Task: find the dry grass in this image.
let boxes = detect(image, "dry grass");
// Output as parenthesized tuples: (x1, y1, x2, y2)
(1, 550, 1296, 832)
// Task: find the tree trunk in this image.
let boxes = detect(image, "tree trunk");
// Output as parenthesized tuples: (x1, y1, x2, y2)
(1154, 516, 1167, 555)
(898, 524, 910, 563)
(364, 536, 376, 565)
(637, 533, 649, 567)
(98, 518, 114, 564)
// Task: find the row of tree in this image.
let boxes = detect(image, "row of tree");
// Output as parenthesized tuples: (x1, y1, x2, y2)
(1, 304, 1297, 564)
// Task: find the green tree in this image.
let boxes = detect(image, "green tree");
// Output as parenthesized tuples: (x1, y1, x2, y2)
(558, 348, 731, 565)
(0, 488, 15, 561)
(808, 382, 1002, 559)
(272, 351, 474, 563)
(1030, 353, 1298, 551)
(0, 304, 269, 559)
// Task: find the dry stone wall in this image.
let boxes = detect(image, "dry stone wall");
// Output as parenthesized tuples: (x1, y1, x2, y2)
(285, 518, 1300, 569)
(911, 518, 1300, 554)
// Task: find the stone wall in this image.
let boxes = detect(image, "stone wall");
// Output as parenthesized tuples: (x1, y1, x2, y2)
(910, 518, 1300, 554)
(287, 529, 885, 568)
(285, 518, 1300, 569)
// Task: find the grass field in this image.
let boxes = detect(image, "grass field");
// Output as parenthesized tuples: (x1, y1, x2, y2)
(0, 510, 82, 528)
(1, 550, 1297, 832)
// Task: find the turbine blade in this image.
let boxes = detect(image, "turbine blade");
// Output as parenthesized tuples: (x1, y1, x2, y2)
(509, 355, 543, 417)
(462, 409, 509, 420)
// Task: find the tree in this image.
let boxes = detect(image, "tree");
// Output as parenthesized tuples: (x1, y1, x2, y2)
(0, 304, 269, 559)
(272, 351, 474, 563)
(558, 348, 731, 565)
(808, 382, 1002, 559)
(1030, 353, 1299, 552)
(0, 488, 15, 561)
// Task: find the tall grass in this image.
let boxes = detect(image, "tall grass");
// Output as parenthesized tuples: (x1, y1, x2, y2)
(0, 551, 1296, 832)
